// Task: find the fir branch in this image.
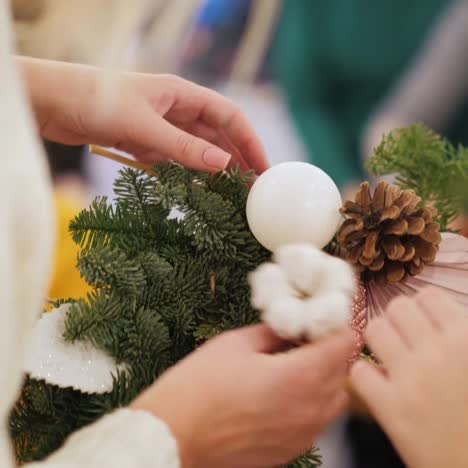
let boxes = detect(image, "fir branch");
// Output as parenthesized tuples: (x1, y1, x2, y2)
(70, 198, 161, 254)
(77, 246, 146, 299)
(182, 184, 243, 255)
(13, 163, 308, 466)
(284, 448, 322, 468)
(63, 290, 123, 350)
(113, 167, 170, 221)
(206, 166, 254, 212)
(118, 307, 171, 375)
(135, 251, 172, 280)
(366, 123, 468, 230)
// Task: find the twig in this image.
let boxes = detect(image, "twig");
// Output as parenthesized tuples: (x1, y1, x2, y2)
(89, 145, 158, 177)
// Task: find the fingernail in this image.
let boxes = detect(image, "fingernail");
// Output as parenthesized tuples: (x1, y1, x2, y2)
(203, 148, 231, 170)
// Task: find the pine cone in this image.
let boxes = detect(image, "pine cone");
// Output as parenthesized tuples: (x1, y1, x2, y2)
(337, 181, 442, 286)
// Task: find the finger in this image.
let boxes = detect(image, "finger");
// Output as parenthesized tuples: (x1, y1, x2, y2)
(178, 121, 219, 144)
(285, 328, 355, 377)
(132, 150, 167, 164)
(225, 324, 290, 354)
(321, 388, 350, 424)
(297, 389, 349, 450)
(177, 122, 251, 172)
(349, 360, 391, 420)
(364, 316, 407, 367)
(180, 121, 252, 173)
(194, 87, 270, 174)
(218, 129, 251, 173)
(386, 296, 436, 348)
(133, 106, 231, 172)
(414, 286, 466, 330)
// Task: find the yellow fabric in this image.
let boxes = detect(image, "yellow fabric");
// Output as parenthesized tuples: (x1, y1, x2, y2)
(48, 191, 92, 302)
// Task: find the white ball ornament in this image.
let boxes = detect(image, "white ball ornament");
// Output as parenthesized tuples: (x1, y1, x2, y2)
(246, 162, 342, 251)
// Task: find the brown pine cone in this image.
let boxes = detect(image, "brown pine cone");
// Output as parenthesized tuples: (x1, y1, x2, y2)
(337, 181, 442, 286)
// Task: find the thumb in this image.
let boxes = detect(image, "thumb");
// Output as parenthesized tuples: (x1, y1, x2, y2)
(135, 108, 231, 171)
(349, 359, 391, 419)
(223, 324, 290, 354)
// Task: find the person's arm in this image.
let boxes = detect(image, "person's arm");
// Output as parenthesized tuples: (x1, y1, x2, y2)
(17, 57, 270, 174)
(3, 322, 354, 468)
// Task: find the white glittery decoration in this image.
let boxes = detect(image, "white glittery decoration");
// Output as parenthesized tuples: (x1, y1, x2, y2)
(249, 244, 356, 341)
(24, 304, 125, 394)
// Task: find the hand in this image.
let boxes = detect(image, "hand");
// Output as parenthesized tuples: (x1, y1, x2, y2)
(350, 288, 468, 468)
(19, 57, 270, 174)
(132, 324, 355, 468)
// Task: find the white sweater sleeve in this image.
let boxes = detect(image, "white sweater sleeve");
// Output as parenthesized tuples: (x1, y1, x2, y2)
(28, 409, 180, 468)
(0, 1, 180, 467)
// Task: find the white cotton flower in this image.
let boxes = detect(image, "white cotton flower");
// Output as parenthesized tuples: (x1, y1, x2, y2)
(264, 297, 307, 340)
(303, 292, 352, 340)
(250, 243, 356, 341)
(319, 255, 356, 295)
(248, 263, 297, 310)
(274, 243, 325, 295)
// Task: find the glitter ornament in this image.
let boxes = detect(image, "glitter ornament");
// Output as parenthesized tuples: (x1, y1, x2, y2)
(349, 280, 368, 363)
(24, 304, 125, 394)
(246, 162, 343, 251)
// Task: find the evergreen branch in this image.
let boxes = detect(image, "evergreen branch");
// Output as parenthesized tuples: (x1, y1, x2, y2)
(182, 184, 242, 254)
(77, 246, 146, 299)
(366, 123, 468, 230)
(135, 251, 172, 281)
(118, 307, 171, 376)
(113, 168, 170, 221)
(285, 448, 322, 468)
(14, 163, 309, 466)
(63, 290, 124, 352)
(70, 198, 157, 253)
(206, 166, 254, 212)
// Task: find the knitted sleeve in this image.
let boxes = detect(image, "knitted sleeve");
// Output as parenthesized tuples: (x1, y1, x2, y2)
(27, 409, 180, 468)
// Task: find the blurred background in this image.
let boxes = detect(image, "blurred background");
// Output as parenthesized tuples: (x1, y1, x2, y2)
(12, 1, 468, 467)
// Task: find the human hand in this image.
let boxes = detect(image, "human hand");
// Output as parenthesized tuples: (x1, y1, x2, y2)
(132, 324, 355, 468)
(19, 57, 269, 174)
(350, 287, 468, 468)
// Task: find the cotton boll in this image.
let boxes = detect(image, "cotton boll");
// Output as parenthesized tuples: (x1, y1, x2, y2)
(303, 292, 351, 340)
(263, 297, 306, 340)
(248, 263, 296, 310)
(250, 242, 356, 341)
(319, 255, 356, 296)
(274, 244, 326, 295)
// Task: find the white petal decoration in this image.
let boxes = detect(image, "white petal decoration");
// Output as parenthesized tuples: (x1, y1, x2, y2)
(367, 233, 468, 318)
(24, 304, 125, 394)
(249, 244, 356, 340)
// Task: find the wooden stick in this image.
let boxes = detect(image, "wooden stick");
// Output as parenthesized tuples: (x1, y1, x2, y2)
(89, 145, 158, 177)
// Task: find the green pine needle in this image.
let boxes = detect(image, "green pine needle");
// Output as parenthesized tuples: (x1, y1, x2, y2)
(366, 123, 468, 230)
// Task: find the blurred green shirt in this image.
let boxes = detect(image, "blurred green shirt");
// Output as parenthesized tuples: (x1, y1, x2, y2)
(273, 0, 453, 187)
